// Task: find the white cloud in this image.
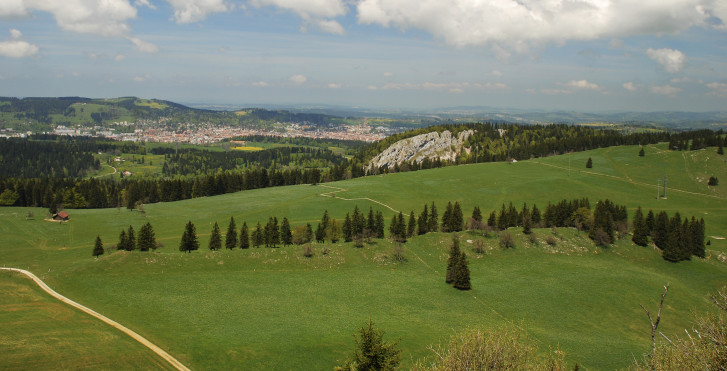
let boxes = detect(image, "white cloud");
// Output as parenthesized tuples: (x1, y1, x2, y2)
(129, 37, 158, 53)
(134, 76, 146, 82)
(251, 0, 348, 34)
(383, 71, 393, 77)
(646, 48, 687, 73)
(289, 74, 307, 84)
(541, 89, 572, 95)
(355, 1, 726, 52)
(491, 70, 503, 77)
(115, 54, 126, 61)
(371, 81, 480, 92)
(563, 79, 601, 90)
(327, 83, 342, 89)
(0, 28, 38, 58)
(651, 84, 681, 96)
(706, 82, 727, 97)
(134, 0, 156, 9)
(485, 82, 508, 90)
(165, 0, 230, 23)
(623, 82, 639, 92)
(252, 81, 269, 87)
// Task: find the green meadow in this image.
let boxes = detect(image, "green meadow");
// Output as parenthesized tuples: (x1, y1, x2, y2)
(1, 143, 726, 370)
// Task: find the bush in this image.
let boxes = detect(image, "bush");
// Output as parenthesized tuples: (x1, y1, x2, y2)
(412, 327, 566, 371)
(546, 235, 557, 246)
(392, 244, 407, 262)
(302, 245, 313, 258)
(499, 231, 515, 249)
(708, 176, 719, 186)
(473, 240, 485, 254)
(592, 228, 611, 246)
(529, 232, 538, 244)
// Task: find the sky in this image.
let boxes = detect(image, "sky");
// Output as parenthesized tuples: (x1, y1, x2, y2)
(1, 0, 726, 112)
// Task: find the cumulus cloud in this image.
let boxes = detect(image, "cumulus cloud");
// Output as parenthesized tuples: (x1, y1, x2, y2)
(646, 48, 687, 73)
(0, 28, 38, 58)
(355, 0, 727, 52)
(252, 81, 269, 87)
(289, 74, 307, 84)
(251, 0, 348, 34)
(134, 0, 155, 9)
(129, 37, 158, 53)
(623, 82, 639, 92)
(563, 79, 601, 90)
(651, 85, 681, 96)
(165, 0, 231, 23)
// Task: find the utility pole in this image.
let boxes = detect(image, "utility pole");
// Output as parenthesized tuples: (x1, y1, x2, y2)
(663, 174, 668, 199)
(657, 179, 661, 199)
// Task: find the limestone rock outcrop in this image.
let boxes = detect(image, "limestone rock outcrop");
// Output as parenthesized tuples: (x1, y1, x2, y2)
(367, 130, 473, 172)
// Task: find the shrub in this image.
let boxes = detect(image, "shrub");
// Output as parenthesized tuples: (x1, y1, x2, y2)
(546, 235, 557, 246)
(529, 232, 538, 244)
(499, 231, 515, 249)
(302, 245, 313, 258)
(592, 228, 611, 246)
(473, 240, 485, 254)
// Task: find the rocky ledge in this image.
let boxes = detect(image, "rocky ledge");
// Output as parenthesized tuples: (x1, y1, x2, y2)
(366, 129, 473, 172)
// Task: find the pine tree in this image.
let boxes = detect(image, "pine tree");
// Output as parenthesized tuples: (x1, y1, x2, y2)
(586, 157, 593, 168)
(117, 229, 128, 252)
(692, 218, 705, 258)
(487, 211, 496, 228)
(281, 217, 292, 246)
(445, 236, 461, 284)
(497, 203, 507, 231)
(522, 210, 532, 235)
(644, 210, 655, 235)
(252, 222, 263, 248)
(315, 222, 326, 243)
(472, 206, 482, 222)
(652, 211, 669, 249)
(239, 222, 250, 249)
(442, 202, 453, 232)
(138, 222, 156, 252)
(453, 252, 471, 291)
(531, 204, 541, 226)
(632, 206, 648, 247)
(639, 147, 645, 157)
(428, 202, 438, 232)
(209, 222, 222, 250)
(718, 145, 724, 155)
(352, 206, 364, 237)
(452, 202, 464, 232)
(270, 217, 280, 247)
(342, 318, 401, 371)
(417, 204, 429, 235)
(367, 207, 376, 235)
(92, 235, 104, 257)
(662, 213, 684, 262)
(179, 221, 199, 253)
(407, 211, 416, 238)
(305, 223, 314, 243)
(127, 225, 136, 251)
(343, 213, 353, 242)
(225, 216, 237, 250)
(374, 211, 385, 239)
(397, 212, 406, 243)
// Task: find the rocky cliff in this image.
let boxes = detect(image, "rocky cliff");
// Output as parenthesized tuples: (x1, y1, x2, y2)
(366, 129, 474, 172)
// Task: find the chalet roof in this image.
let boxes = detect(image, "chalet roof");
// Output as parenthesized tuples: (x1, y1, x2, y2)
(56, 211, 69, 218)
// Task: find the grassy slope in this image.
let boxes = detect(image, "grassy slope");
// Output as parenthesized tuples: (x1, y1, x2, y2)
(1, 143, 726, 370)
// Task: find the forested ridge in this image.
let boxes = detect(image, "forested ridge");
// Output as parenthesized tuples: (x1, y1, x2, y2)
(0, 123, 724, 210)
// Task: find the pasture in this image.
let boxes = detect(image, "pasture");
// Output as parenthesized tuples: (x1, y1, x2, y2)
(1, 143, 726, 370)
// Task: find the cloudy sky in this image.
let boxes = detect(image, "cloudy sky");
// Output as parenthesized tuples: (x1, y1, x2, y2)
(1, 0, 726, 111)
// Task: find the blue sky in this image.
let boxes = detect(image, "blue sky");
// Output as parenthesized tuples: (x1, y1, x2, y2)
(1, 0, 726, 111)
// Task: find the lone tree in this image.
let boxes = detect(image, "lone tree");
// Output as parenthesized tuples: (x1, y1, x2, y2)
(209, 222, 222, 251)
(445, 236, 461, 284)
(586, 157, 593, 168)
(453, 252, 471, 290)
(179, 221, 199, 253)
(92, 235, 104, 257)
(639, 147, 645, 157)
(708, 176, 719, 186)
(336, 318, 401, 371)
(225, 216, 237, 250)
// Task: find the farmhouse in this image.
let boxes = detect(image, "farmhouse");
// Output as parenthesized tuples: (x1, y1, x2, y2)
(52, 211, 70, 221)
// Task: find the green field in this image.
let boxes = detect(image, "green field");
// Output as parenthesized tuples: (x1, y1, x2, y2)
(1, 143, 726, 370)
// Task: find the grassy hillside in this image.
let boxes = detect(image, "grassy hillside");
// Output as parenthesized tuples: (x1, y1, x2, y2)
(1, 143, 726, 370)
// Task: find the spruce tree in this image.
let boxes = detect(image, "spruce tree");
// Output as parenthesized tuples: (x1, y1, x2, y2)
(127, 225, 136, 251)
(693, 218, 705, 258)
(209, 222, 222, 251)
(453, 252, 471, 291)
(305, 223, 314, 243)
(442, 202, 453, 232)
(367, 207, 376, 235)
(281, 217, 292, 246)
(644, 210, 655, 235)
(315, 222, 326, 243)
(239, 221, 250, 249)
(93, 235, 104, 257)
(472, 206, 482, 222)
(252, 222, 263, 248)
(179, 221, 199, 253)
(138, 222, 156, 252)
(445, 236, 461, 284)
(375, 211, 385, 239)
(652, 211, 669, 249)
(452, 202, 464, 232)
(497, 203, 507, 230)
(531, 204, 541, 226)
(718, 145, 724, 155)
(662, 213, 684, 262)
(397, 212, 406, 243)
(407, 211, 416, 238)
(417, 204, 429, 235)
(271, 217, 280, 247)
(428, 202, 438, 232)
(639, 148, 645, 157)
(343, 213, 353, 242)
(487, 211, 496, 228)
(632, 206, 649, 247)
(327, 219, 342, 243)
(586, 157, 593, 168)
(225, 216, 237, 250)
(342, 318, 401, 371)
(117, 229, 128, 252)
(522, 210, 532, 235)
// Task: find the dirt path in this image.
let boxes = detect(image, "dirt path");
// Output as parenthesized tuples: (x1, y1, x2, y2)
(0, 267, 190, 371)
(317, 184, 410, 216)
(94, 164, 118, 178)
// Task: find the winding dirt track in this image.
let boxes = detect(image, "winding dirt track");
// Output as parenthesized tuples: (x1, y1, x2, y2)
(0, 267, 190, 371)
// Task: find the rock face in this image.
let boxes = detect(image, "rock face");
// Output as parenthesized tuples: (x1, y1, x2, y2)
(367, 130, 474, 172)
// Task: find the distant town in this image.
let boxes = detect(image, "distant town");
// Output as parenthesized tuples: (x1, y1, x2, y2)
(2, 120, 393, 144)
